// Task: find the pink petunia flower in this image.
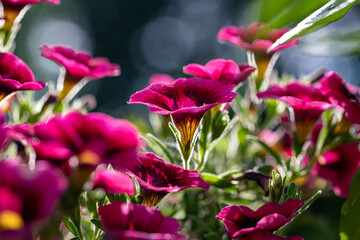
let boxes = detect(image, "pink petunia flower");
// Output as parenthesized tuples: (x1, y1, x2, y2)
(1, 0, 59, 49)
(313, 143, 360, 197)
(92, 168, 135, 195)
(149, 73, 174, 84)
(217, 23, 298, 54)
(1, 0, 59, 11)
(183, 59, 255, 86)
(41, 45, 120, 101)
(99, 201, 186, 240)
(11, 112, 139, 178)
(218, 23, 299, 92)
(216, 198, 304, 240)
(0, 161, 67, 239)
(257, 82, 332, 146)
(128, 152, 210, 207)
(320, 71, 360, 125)
(128, 78, 237, 165)
(0, 52, 45, 105)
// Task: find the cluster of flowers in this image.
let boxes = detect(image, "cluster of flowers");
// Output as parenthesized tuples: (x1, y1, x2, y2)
(0, 1, 359, 240)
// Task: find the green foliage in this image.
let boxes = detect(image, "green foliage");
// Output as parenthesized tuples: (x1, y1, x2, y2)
(340, 167, 360, 240)
(269, 0, 359, 52)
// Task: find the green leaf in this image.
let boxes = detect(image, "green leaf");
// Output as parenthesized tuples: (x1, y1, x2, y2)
(340, 167, 360, 240)
(145, 133, 175, 164)
(91, 219, 104, 231)
(268, 0, 360, 52)
(62, 218, 78, 236)
(200, 172, 239, 192)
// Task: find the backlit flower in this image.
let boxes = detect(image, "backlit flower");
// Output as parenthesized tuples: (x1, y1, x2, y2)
(313, 143, 360, 197)
(0, 161, 67, 239)
(218, 23, 299, 92)
(41, 45, 120, 101)
(12, 112, 139, 178)
(217, 23, 298, 54)
(320, 71, 360, 124)
(257, 82, 332, 147)
(216, 198, 304, 240)
(99, 202, 186, 240)
(128, 152, 210, 207)
(92, 169, 134, 195)
(128, 78, 237, 165)
(0, 52, 45, 105)
(183, 59, 254, 86)
(1, 0, 59, 48)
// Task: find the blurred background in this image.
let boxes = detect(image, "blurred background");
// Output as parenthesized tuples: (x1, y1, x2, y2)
(13, 1, 360, 238)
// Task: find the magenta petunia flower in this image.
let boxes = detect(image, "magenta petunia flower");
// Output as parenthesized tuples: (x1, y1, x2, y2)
(99, 201, 186, 240)
(216, 198, 304, 240)
(1, 0, 59, 11)
(12, 112, 139, 178)
(183, 59, 255, 86)
(313, 143, 360, 197)
(40, 45, 120, 100)
(320, 71, 360, 124)
(217, 23, 298, 54)
(0, 161, 67, 239)
(257, 82, 332, 145)
(128, 152, 210, 207)
(218, 23, 299, 92)
(149, 73, 174, 84)
(92, 169, 135, 195)
(128, 78, 237, 164)
(0, 52, 45, 104)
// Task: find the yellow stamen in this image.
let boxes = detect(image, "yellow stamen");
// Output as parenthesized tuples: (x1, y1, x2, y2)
(78, 150, 100, 166)
(0, 210, 24, 231)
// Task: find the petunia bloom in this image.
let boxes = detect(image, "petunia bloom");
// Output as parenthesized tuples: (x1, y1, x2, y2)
(99, 201, 186, 240)
(0, 161, 67, 239)
(92, 168, 135, 195)
(216, 198, 304, 240)
(313, 143, 360, 197)
(11, 112, 139, 181)
(149, 73, 174, 84)
(128, 77, 237, 167)
(257, 82, 332, 149)
(218, 23, 299, 92)
(40, 45, 120, 101)
(1, 0, 59, 48)
(0, 52, 45, 106)
(183, 59, 255, 86)
(128, 152, 210, 207)
(320, 71, 360, 124)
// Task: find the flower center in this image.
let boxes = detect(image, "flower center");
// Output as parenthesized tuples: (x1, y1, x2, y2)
(78, 149, 101, 166)
(0, 210, 24, 231)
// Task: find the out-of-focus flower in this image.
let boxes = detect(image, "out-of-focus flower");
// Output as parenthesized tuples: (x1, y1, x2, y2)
(92, 169, 134, 195)
(149, 73, 174, 84)
(1, 0, 59, 48)
(257, 82, 332, 147)
(218, 23, 299, 92)
(0, 161, 67, 239)
(217, 23, 298, 54)
(216, 198, 304, 240)
(128, 152, 210, 207)
(12, 112, 139, 178)
(313, 143, 360, 198)
(320, 71, 360, 125)
(40, 45, 120, 101)
(128, 78, 237, 165)
(0, 52, 45, 106)
(99, 201, 186, 240)
(1, 0, 59, 11)
(183, 59, 255, 86)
